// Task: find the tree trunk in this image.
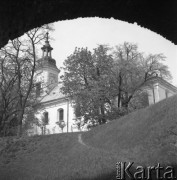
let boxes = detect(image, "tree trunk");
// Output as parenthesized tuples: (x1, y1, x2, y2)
(17, 110, 24, 137)
(100, 104, 106, 124)
(44, 126, 46, 135)
(118, 72, 122, 108)
(122, 93, 133, 109)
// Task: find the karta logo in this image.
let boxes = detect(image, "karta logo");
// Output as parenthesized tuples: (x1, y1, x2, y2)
(116, 162, 176, 180)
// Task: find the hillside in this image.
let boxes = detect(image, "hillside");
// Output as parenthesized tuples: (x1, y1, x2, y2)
(0, 133, 119, 180)
(0, 95, 177, 180)
(83, 95, 177, 165)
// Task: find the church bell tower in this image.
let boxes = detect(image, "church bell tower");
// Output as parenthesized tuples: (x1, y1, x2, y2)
(35, 32, 60, 95)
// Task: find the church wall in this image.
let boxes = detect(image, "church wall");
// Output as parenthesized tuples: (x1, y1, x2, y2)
(158, 84, 167, 101)
(145, 83, 159, 105)
(31, 34, 80, 136)
(146, 88, 155, 105)
(146, 82, 177, 106)
(153, 84, 160, 103)
(158, 83, 176, 99)
(35, 100, 79, 135)
(35, 69, 58, 87)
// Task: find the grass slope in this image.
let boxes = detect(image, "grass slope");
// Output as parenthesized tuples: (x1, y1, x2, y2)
(0, 133, 121, 180)
(83, 95, 177, 165)
(0, 96, 177, 180)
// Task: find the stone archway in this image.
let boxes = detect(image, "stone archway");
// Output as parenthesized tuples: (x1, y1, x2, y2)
(0, 0, 176, 48)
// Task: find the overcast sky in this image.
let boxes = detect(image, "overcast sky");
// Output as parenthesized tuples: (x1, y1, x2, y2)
(48, 17, 177, 86)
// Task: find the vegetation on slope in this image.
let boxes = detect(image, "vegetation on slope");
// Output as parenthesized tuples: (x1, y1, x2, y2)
(61, 42, 171, 127)
(0, 132, 123, 180)
(83, 95, 177, 165)
(0, 96, 177, 180)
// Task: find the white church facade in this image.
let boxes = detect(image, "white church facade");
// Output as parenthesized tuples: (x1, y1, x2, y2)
(31, 33, 177, 135)
(32, 33, 80, 135)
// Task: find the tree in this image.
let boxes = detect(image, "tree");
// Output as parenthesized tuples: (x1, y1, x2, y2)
(0, 24, 54, 136)
(0, 54, 19, 136)
(61, 45, 114, 126)
(112, 42, 172, 110)
(56, 120, 66, 133)
(61, 43, 172, 128)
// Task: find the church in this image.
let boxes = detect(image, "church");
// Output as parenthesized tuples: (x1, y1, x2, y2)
(31, 33, 177, 135)
(33, 33, 80, 135)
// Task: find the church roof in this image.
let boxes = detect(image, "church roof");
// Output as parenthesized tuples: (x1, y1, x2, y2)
(39, 76, 177, 105)
(40, 83, 67, 104)
(145, 76, 177, 93)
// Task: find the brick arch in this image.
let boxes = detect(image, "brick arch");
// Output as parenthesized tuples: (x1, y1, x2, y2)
(0, 0, 176, 48)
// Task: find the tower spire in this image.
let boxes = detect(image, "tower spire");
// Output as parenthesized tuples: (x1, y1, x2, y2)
(46, 32, 49, 42)
(41, 32, 53, 57)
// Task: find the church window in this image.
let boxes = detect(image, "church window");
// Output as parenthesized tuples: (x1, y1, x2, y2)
(58, 109, 64, 121)
(43, 112, 49, 125)
(36, 82, 41, 97)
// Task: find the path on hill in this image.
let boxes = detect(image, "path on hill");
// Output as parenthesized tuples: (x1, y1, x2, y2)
(78, 134, 88, 147)
(77, 133, 118, 159)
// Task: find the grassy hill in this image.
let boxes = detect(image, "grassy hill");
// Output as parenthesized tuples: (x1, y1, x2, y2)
(83, 95, 177, 165)
(0, 95, 177, 180)
(0, 133, 119, 180)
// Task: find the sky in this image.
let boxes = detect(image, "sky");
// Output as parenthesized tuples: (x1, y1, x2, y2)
(48, 17, 177, 86)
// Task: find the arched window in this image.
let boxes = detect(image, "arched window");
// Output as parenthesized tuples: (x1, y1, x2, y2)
(58, 109, 64, 121)
(36, 82, 41, 97)
(43, 111, 49, 125)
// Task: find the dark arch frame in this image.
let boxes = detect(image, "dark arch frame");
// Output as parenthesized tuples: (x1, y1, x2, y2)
(0, 1, 176, 48)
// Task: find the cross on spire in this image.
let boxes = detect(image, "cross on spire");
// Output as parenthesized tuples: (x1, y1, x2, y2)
(41, 32, 53, 57)
(46, 32, 49, 42)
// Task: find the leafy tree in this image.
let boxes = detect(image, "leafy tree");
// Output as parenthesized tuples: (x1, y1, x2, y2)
(56, 120, 66, 133)
(0, 24, 54, 136)
(62, 42, 172, 128)
(112, 42, 171, 110)
(0, 55, 19, 136)
(61, 45, 114, 126)
(40, 113, 49, 135)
